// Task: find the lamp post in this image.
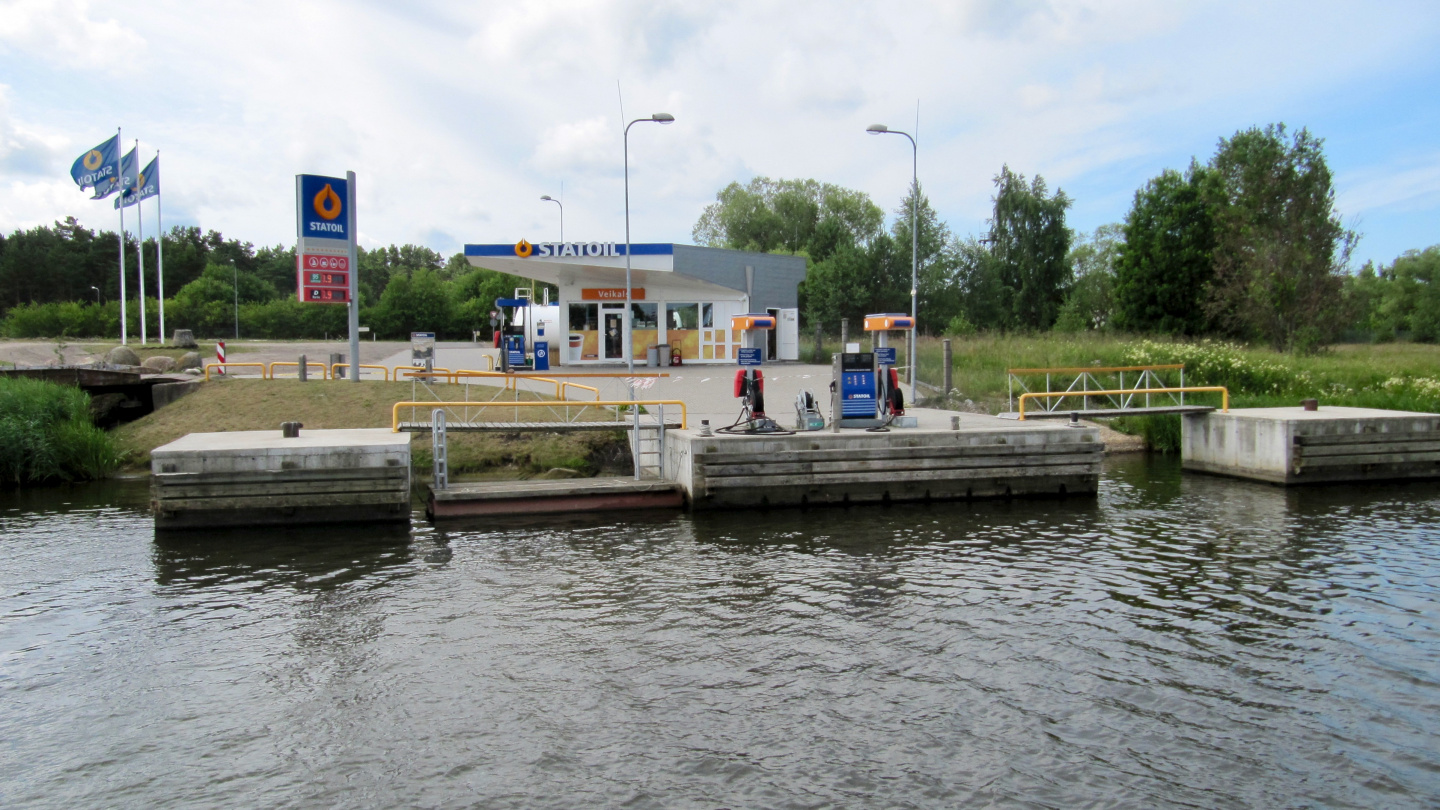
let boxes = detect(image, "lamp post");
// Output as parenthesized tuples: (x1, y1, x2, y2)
(90, 286, 100, 305)
(231, 259, 239, 339)
(540, 195, 564, 243)
(623, 111, 675, 479)
(866, 123, 918, 395)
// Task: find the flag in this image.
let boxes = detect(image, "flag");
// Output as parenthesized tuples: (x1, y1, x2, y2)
(91, 147, 138, 200)
(115, 155, 159, 209)
(70, 134, 120, 190)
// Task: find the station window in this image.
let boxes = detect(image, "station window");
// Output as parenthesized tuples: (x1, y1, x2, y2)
(667, 303, 699, 330)
(701, 303, 713, 328)
(630, 303, 657, 329)
(569, 303, 597, 331)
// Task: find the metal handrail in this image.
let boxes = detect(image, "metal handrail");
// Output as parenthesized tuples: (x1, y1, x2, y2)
(560, 381, 602, 401)
(267, 361, 330, 379)
(1017, 387, 1228, 420)
(394, 366, 452, 379)
(1007, 364, 1185, 375)
(391, 399, 688, 431)
(204, 362, 268, 381)
(411, 368, 605, 401)
(330, 363, 392, 380)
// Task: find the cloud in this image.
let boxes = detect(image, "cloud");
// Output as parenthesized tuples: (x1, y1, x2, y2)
(0, 85, 65, 175)
(0, 0, 146, 71)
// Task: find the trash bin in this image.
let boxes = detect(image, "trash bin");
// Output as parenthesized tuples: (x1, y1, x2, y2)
(567, 334, 583, 364)
(656, 343, 671, 367)
(646, 346, 658, 367)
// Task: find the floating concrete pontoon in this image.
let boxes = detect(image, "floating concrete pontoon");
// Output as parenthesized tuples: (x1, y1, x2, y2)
(151, 428, 412, 529)
(663, 414, 1102, 509)
(427, 477, 684, 518)
(1183, 406, 1440, 485)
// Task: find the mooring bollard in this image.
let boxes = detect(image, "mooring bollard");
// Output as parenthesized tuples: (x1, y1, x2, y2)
(951, 415, 960, 431)
(1302, 398, 1318, 411)
(281, 421, 303, 438)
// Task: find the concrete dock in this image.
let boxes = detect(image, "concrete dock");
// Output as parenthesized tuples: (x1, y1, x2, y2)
(1183, 406, 1440, 485)
(151, 428, 412, 529)
(663, 413, 1103, 509)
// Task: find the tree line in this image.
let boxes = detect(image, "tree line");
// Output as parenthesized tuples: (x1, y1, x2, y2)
(0, 220, 538, 341)
(694, 123, 1431, 352)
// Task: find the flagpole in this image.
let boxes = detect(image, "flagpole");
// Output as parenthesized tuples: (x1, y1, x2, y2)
(135, 140, 146, 345)
(117, 127, 127, 346)
(157, 150, 165, 344)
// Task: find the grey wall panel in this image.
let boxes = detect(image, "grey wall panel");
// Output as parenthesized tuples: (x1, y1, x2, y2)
(673, 245, 806, 310)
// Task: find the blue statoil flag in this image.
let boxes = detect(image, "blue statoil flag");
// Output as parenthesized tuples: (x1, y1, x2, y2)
(90, 146, 138, 200)
(70, 134, 120, 191)
(115, 155, 159, 209)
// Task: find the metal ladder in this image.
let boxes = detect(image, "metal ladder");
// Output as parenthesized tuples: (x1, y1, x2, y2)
(431, 408, 448, 490)
(630, 403, 667, 480)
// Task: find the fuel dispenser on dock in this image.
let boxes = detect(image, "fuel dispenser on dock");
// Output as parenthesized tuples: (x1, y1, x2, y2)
(829, 313, 915, 429)
(721, 313, 794, 435)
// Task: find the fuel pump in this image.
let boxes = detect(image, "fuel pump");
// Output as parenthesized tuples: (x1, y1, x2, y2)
(829, 313, 914, 428)
(494, 294, 532, 371)
(720, 313, 792, 435)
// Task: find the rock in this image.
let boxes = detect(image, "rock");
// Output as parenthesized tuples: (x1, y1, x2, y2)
(172, 329, 197, 349)
(184, 367, 202, 375)
(106, 346, 140, 366)
(141, 355, 177, 373)
(177, 351, 202, 370)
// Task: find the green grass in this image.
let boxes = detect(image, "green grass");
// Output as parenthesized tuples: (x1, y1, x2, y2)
(0, 376, 123, 485)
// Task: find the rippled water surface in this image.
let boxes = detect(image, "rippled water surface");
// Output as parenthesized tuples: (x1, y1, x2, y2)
(3, 456, 1440, 808)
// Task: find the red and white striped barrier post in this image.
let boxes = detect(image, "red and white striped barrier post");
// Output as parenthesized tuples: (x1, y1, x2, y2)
(216, 341, 226, 376)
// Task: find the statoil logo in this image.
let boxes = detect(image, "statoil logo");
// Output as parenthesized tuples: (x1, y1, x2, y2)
(514, 239, 534, 258)
(83, 150, 105, 171)
(312, 184, 343, 221)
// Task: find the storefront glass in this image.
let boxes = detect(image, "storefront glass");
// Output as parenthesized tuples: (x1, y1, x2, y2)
(568, 303, 600, 360)
(630, 303, 658, 360)
(666, 303, 700, 363)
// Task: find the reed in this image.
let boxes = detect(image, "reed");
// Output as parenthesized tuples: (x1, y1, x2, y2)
(0, 377, 123, 485)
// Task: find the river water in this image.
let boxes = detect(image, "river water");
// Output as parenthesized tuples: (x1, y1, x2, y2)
(2, 456, 1438, 808)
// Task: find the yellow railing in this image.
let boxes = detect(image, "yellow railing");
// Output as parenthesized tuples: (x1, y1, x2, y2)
(394, 366, 452, 379)
(1008, 363, 1185, 375)
(400, 368, 604, 402)
(204, 362, 268, 381)
(391, 400, 688, 431)
(1017, 387, 1229, 420)
(330, 363, 392, 380)
(267, 361, 330, 379)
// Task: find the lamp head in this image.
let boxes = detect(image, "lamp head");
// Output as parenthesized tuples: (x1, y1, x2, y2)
(866, 124, 889, 134)
(540, 195, 553, 201)
(652, 112, 675, 124)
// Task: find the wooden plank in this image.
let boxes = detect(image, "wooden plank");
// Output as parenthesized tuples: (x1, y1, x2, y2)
(1297, 439, 1440, 457)
(153, 468, 407, 485)
(1295, 430, 1440, 447)
(398, 421, 678, 432)
(695, 441, 1101, 465)
(700, 452, 1104, 477)
(156, 479, 409, 499)
(155, 491, 409, 511)
(1299, 450, 1440, 468)
(704, 462, 1101, 489)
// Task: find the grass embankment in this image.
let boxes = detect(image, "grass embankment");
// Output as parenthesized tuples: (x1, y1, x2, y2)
(0, 377, 122, 485)
(905, 334, 1440, 451)
(114, 378, 629, 477)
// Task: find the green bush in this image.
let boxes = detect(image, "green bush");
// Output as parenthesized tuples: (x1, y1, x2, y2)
(0, 377, 122, 485)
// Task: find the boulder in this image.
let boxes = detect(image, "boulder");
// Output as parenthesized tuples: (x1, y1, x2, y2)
(106, 345, 140, 366)
(171, 329, 197, 349)
(142, 355, 177, 373)
(177, 351, 203, 371)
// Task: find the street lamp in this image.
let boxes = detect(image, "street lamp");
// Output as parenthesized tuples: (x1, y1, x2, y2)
(867, 123, 919, 395)
(623, 111, 675, 479)
(231, 259, 239, 339)
(540, 195, 564, 243)
(90, 286, 100, 304)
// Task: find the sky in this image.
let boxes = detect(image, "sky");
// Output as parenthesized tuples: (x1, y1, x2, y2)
(1, 0, 1437, 269)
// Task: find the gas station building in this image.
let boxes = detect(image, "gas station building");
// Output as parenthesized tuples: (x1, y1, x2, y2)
(464, 242, 806, 366)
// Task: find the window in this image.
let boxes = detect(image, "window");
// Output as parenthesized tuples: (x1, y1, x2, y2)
(702, 303, 713, 328)
(569, 303, 597, 331)
(667, 303, 699, 330)
(630, 303, 657, 329)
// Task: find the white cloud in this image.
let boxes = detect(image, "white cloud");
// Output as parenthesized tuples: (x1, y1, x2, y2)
(0, 0, 146, 71)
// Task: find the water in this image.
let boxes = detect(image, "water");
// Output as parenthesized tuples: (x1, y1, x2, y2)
(2, 456, 1439, 808)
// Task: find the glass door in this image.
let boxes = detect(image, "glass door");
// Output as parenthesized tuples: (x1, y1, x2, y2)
(602, 304, 626, 361)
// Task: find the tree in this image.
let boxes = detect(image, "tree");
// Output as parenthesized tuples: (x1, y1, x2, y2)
(1112, 164, 1216, 335)
(890, 180, 955, 333)
(1204, 124, 1356, 352)
(692, 177, 884, 255)
(989, 166, 1072, 329)
(1056, 224, 1123, 332)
